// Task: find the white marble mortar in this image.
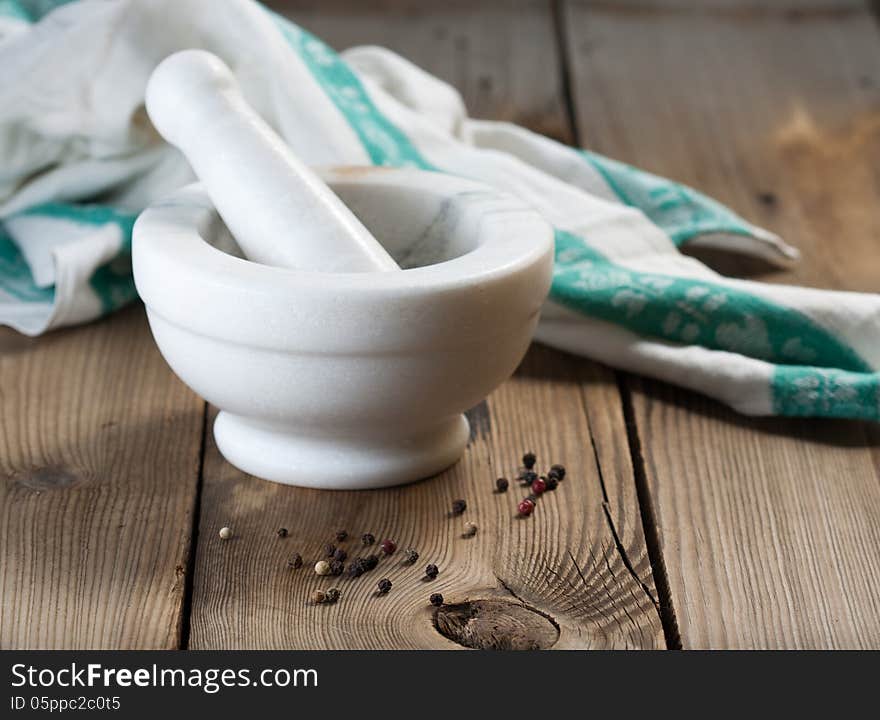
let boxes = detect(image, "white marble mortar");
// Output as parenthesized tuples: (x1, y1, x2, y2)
(133, 167, 553, 489)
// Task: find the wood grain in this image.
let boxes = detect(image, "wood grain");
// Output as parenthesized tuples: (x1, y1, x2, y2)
(192, 0, 661, 651)
(189, 347, 662, 649)
(271, 0, 573, 141)
(0, 307, 204, 649)
(561, 0, 880, 648)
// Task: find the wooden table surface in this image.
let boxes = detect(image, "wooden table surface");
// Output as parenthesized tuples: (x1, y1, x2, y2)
(3, 0, 880, 650)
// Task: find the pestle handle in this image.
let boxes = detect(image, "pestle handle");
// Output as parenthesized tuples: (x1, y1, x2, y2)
(145, 50, 398, 273)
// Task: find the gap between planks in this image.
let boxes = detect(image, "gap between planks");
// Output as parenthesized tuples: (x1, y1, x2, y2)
(550, 0, 682, 648)
(560, 0, 880, 648)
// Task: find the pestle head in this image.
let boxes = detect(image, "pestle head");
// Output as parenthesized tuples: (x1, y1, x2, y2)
(146, 50, 239, 148)
(145, 50, 399, 273)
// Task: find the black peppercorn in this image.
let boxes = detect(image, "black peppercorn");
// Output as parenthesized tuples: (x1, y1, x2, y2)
(526, 493, 538, 503)
(519, 470, 538, 485)
(549, 464, 566, 480)
(361, 533, 375, 546)
(451, 499, 467, 515)
(430, 593, 444, 607)
(495, 477, 509, 493)
(522, 451, 537, 469)
(425, 563, 439, 580)
(333, 548, 347, 562)
(404, 548, 419, 564)
(377, 578, 392, 594)
(329, 559, 344, 576)
(277, 527, 288, 538)
(287, 553, 303, 569)
(325, 587, 341, 603)
(347, 561, 365, 578)
(335, 530, 348, 542)
(323, 543, 336, 558)
(364, 554, 379, 571)
(545, 476, 559, 491)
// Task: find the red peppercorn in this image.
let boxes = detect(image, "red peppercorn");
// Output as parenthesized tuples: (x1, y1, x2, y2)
(380, 539, 397, 555)
(518, 498, 535, 516)
(531, 477, 547, 495)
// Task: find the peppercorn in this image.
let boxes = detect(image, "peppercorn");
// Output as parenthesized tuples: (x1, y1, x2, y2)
(526, 493, 538, 503)
(549, 464, 566, 480)
(451, 499, 467, 515)
(519, 470, 538, 485)
(496, 477, 509, 493)
(361, 533, 375, 546)
(404, 549, 419, 564)
(425, 563, 439, 580)
(430, 593, 444, 607)
(463, 521, 478, 538)
(545, 476, 559, 491)
(347, 561, 365, 578)
(288, 553, 303, 569)
(315, 560, 331, 576)
(277, 527, 288, 538)
(380, 539, 397, 555)
(517, 498, 535, 516)
(325, 587, 341, 603)
(531, 477, 547, 495)
(364, 554, 379, 571)
(377, 578, 392, 594)
(312, 589, 326, 604)
(329, 559, 344, 576)
(219, 526, 232, 540)
(333, 548, 347, 562)
(522, 451, 537, 469)
(323, 543, 336, 557)
(335, 530, 348, 542)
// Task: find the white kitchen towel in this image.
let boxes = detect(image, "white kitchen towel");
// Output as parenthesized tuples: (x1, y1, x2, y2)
(1, 0, 878, 420)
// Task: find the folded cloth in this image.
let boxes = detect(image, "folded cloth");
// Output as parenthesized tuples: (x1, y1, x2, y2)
(1, 0, 878, 421)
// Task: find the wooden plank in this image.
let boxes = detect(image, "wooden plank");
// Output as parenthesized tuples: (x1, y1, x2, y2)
(190, 347, 662, 649)
(269, 0, 573, 141)
(190, 2, 663, 649)
(562, 0, 880, 648)
(0, 307, 204, 649)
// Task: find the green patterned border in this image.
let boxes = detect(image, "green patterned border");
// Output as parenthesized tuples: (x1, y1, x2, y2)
(551, 230, 871, 373)
(772, 366, 880, 421)
(12, 202, 138, 313)
(582, 150, 757, 246)
(0, 226, 54, 302)
(275, 19, 432, 170)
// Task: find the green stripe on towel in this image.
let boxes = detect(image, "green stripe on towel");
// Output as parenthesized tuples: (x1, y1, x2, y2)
(551, 229, 871, 373)
(582, 150, 757, 246)
(772, 366, 880, 421)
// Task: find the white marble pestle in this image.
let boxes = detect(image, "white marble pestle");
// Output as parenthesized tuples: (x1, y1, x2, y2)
(145, 50, 398, 273)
